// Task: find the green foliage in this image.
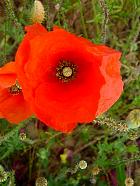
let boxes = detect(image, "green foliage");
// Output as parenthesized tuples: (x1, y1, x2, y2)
(116, 165, 126, 186)
(0, 0, 140, 185)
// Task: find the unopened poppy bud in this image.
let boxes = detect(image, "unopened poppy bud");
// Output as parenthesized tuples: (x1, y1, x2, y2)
(32, 0, 45, 23)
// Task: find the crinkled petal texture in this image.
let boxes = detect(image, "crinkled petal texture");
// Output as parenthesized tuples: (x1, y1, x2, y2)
(15, 23, 123, 132)
(0, 62, 33, 123)
(85, 45, 124, 116)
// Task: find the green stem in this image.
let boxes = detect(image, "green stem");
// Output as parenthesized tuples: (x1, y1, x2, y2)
(78, 0, 88, 38)
(91, 0, 100, 35)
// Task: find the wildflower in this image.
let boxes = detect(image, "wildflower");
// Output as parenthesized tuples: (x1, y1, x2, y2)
(36, 177, 48, 186)
(60, 149, 68, 164)
(32, 0, 45, 23)
(78, 160, 87, 169)
(127, 109, 140, 129)
(15, 23, 123, 132)
(0, 62, 33, 123)
(125, 177, 134, 186)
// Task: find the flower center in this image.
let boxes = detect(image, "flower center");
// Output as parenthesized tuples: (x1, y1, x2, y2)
(9, 81, 22, 95)
(56, 60, 77, 83)
(62, 67, 73, 77)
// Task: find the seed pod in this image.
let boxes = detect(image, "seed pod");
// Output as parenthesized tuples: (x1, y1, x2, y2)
(78, 160, 87, 170)
(32, 0, 45, 23)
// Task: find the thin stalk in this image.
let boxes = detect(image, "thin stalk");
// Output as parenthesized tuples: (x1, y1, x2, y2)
(78, 0, 88, 38)
(91, 0, 100, 35)
(98, 0, 109, 43)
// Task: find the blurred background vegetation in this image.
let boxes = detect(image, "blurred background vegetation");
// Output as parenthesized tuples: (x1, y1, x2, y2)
(0, 0, 140, 185)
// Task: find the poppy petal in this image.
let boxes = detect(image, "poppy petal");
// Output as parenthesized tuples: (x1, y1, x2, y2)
(0, 112, 3, 118)
(15, 24, 48, 102)
(0, 89, 33, 124)
(0, 62, 17, 88)
(96, 58, 123, 116)
(84, 45, 123, 116)
(25, 23, 48, 40)
(34, 104, 77, 133)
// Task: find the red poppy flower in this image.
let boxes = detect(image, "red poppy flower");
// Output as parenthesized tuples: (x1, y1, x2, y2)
(0, 62, 33, 123)
(15, 23, 123, 132)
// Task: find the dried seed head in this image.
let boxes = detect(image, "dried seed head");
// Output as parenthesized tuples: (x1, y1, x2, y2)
(95, 116, 128, 133)
(92, 166, 101, 175)
(78, 160, 87, 169)
(32, 0, 45, 23)
(125, 177, 134, 186)
(19, 132, 27, 141)
(68, 164, 79, 174)
(36, 177, 48, 186)
(128, 131, 138, 140)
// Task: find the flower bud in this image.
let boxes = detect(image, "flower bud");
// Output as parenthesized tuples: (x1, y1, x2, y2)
(32, 0, 45, 23)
